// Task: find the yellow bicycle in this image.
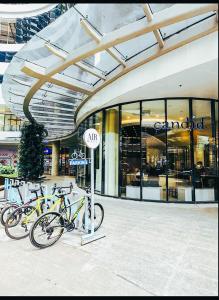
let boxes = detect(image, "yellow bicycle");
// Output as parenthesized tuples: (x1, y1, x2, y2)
(4, 184, 73, 240)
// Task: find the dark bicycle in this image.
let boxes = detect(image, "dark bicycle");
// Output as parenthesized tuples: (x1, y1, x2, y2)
(29, 186, 104, 249)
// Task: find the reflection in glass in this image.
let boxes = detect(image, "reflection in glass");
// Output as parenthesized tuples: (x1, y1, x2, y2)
(142, 100, 166, 200)
(167, 100, 192, 201)
(193, 100, 216, 201)
(74, 98, 218, 203)
(120, 103, 140, 199)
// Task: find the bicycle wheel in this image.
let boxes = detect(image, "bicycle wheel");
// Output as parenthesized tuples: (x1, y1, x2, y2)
(0, 202, 8, 214)
(82, 203, 104, 232)
(0, 204, 19, 226)
(29, 211, 65, 249)
(5, 205, 39, 240)
(0, 200, 8, 212)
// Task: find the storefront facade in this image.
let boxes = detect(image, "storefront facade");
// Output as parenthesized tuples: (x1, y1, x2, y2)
(76, 98, 218, 203)
(43, 146, 72, 176)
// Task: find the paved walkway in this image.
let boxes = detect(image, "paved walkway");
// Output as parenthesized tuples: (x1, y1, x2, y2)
(0, 177, 218, 296)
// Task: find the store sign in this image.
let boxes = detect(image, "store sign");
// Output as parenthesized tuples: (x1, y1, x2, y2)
(44, 147, 52, 155)
(83, 128, 100, 149)
(69, 159, 90, 165)
(154, 117, 205, 131)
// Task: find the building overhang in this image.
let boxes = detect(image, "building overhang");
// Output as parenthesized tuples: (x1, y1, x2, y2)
(1, 3, 218, 141)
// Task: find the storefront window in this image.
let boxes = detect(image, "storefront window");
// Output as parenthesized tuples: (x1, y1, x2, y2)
(104, 107, 119, 196)
(142, 100, 166, 201)
(75, 98, 218, 203)
(167, 99, 192, 201)
(76, 122, 87, 188)
(120, 103, 141, 199)
(193, 100, 217, 201)
(60, 148, 70, 175)
(216, 101, 218, 172)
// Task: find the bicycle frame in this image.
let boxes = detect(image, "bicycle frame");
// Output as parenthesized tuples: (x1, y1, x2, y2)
(19, 194, 61, 225)
(63, 196, 86, 223)
(39, 196, 87, 232)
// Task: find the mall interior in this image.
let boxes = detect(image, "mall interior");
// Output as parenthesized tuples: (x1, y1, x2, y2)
(0, 3, 218, 203)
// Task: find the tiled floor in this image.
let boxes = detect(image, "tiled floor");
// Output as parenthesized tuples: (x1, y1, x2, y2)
(0, 176, 218, 296)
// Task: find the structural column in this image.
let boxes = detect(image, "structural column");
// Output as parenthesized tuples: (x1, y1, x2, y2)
(51, 140, 60, 176)
(104, 108, 119, 196)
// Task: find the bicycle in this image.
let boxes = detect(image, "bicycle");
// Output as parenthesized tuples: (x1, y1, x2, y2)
(29, 186, 104, 249)
(4, 183, 73, 240)
(0, 181, 28, 226)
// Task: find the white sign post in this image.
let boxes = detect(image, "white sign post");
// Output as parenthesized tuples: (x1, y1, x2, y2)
(81, 128, 105, 245)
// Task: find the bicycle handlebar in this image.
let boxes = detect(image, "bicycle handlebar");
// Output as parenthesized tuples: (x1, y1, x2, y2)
(80, 185, 91, 195)
(52, 182, 74, 197)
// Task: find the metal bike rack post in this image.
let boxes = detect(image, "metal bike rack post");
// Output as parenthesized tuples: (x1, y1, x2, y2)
(81, 129, 105, 246)
(84, 194, 89, 234)
(3, 178, 9, 201)
(8, 179, 15, 203)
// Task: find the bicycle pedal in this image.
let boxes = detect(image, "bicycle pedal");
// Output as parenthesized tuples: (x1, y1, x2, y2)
(66, 223, 75, 232)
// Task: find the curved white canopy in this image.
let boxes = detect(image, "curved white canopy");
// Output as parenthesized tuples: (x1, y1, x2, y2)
(2, 3, 218, 140)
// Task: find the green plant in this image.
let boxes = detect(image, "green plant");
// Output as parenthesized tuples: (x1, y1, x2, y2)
(0, 165, 15, 175)
(18, 121, 47, 181)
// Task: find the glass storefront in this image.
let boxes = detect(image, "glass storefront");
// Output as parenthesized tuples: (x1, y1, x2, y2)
(167, 99, 192, 202)
(120, 103, 141, 199)
(142, 100, 166, 201)
(75, 98, 218, 203)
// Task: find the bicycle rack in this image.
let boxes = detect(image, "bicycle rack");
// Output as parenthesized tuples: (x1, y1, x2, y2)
(3, 178, 49, 206)
(81, 194, 105, 245)
(5, 178, 23, 205)
(80, 147, 105, 246)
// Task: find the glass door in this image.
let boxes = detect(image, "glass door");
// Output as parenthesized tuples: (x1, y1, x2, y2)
(166, 99, 192, 202)
(141, 100, 167, 201)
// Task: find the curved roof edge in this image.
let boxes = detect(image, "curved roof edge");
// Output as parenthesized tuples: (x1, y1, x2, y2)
(0, 4, 58, 20)
(2, 3, 218, 141)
